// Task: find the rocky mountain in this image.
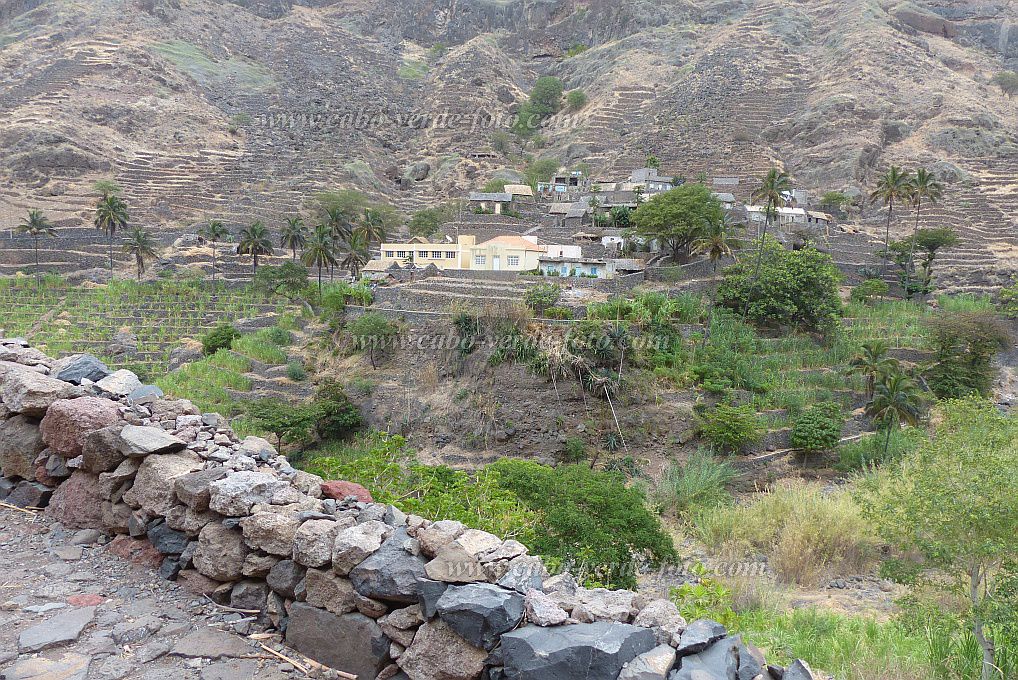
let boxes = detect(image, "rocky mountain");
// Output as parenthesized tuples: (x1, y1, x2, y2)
(0, 0, 1016, 286)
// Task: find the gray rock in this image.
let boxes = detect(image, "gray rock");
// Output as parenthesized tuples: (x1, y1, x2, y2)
(267, 559, 306, 599)
(783, 659, 818, 680)
(80, 423, 127, 473)
(148, 521, 190, 554)
(192, 522, 250, 582)
(6, 480, 53, 508)
(397, 620, 489, 680)
(3, 652, 92, 680)
(237, 435, 276, 460)
(674, 619, 728, 657)
(425, 542, 488, 583)
(127, 384, 165, 406)
(634, 599, 686, 644)
(1, 369, 78, 416)
(117, 424, 187, 457)
(501, 622, 657, 680)
(304, 567, 357, 615)
(52, 354, 111, 384)
(169, 629, 253, 659)
(18, 605, 97, 652)
(292, 518, 340, 568)
(524, 589, 569, 626)
(417, 519, 465, 557)
(618, 644, 676, 680)
(285, 603, 391, 679)
(378, 604, 425, 647)
(497, 555, 546, 594)
(240, 510, 300, 556)
(669, 635, 739, 680)
(230, 580, 269, 611)
(417, 578, 449, 619)
(174, 467, 228, 511)
(436, 583, 525, 650)
(0, 414, 45, 479)
(208, 471, 287, 517)
(95, 369, 143, 397)
(349, 528, 428, 604)
(332, 520, 392, 575)
(122, 452, 202, 516)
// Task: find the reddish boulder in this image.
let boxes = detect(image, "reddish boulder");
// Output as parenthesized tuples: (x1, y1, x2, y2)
(320, 480, 374, 503)
(40, 397, 121, 457)
(45, 470, 103, 529)
(107, 535, 165, 570)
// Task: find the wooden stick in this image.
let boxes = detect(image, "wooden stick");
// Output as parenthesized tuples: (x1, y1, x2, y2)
(0, 501, 38, 515)
(202, 594, 260, 614)
(258, 643, 310, 675)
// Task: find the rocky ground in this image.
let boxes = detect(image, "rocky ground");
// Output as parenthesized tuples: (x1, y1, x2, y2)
(0, 506, 309, 680)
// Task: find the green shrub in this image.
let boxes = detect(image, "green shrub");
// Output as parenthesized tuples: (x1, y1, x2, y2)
(262, 326, 292, 346)
(850, 279, 889, 304)
(347, 312, 398, 369)
(925, 311, 1012, 398)
(542, 305, 573, 319)
(286, 361, 307, 381)
(697, 403, 762, 453)
(524, 282, 561, 315)
(312, 379, 363, 441)
(566, 89, 587, 111)
(790, 401, 844, 452)
(232, 334, 287, 364)
(654, 450, 734, 516)
(1001, 280, 1018, 318)
(490, 459, 676, 588)
(561, 436, 587, 463)
(836, 427, 923, 470)
(305, 433, 539, 541)
(202, 323, 240, 356)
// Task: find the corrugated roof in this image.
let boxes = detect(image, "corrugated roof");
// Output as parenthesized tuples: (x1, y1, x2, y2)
(478, 235, 544, 251)
(503, 184, 535, 197)
(469, 192, 512, 202)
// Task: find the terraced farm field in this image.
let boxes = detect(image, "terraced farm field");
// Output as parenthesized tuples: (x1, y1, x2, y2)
(0, 275, 300, 378)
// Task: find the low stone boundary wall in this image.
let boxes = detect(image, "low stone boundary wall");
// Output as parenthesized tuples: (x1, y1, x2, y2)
(0, 337, 817, 680)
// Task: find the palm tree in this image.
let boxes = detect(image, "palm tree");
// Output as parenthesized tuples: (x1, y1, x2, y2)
(870, 166, 913, 276)
(94, 195, 129, 276)
(199, 219, 230, 284)
(904, 168, 944, 297)
(340, 231, 370, 280)
(691, 211, 742, 272)
(122, 227, 158, 281)
(750, 167, 791, 271)
(17, 209, 57, 286)
(301, 227, 337, 295)
(846, 341, 900, 399)
(865, 370, 924, 458)
(358, 208, 387, 247)
(281, 217, 308, 260)
(236, 221, 273, 275)
(324, 206, 353, 243)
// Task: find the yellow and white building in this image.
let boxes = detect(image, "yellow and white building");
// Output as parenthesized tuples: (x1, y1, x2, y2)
(377, 235, 548, 272)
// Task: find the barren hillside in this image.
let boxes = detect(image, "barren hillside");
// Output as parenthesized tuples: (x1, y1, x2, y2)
(1, 0, 1016, 285)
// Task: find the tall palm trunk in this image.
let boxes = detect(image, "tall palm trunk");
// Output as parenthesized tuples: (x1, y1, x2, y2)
(211, 243, 217, 284)
(34, 236, 40, 287)
(744, 201, 772, 320)
(904, 198, 921, 300)
(108, 234, 114, 277)
(252, 253, 259, 275)
(881, 199, 894, 276)
(317, 265, 323, 295)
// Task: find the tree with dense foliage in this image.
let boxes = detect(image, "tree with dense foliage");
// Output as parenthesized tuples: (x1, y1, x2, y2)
(716, 236, 842, 335)
(490, 459, 676, 589)
(94, 194, 129, 276)
(925, 311, 1012, 398)
(847, 340, 899, 399)
(301, 226, 337, 295)
(513, 76, 563, 137)
(645, 155, 661, 170)
(17, 209, 56, 286)
(696, 403, 762, 453)
(280, 217, 308, 260)
(409, 208, 442, 238)
(524, 158, 561, 189)
(903, 168, 944, 296)
(93, 179, 122, 200)
(850, 278, 889, 304)
(992, 71, 1018, 97)
(347, 312, 398, 369)
(859, 397, 1018, 680)
(236, 221, 273, 274)
(870, 166, 913, 276)
(790, 401, 844, 453)
(253, 262, 310, 301)
(819, 191, 851, 213)
(866, 370, 925, 458)
(199, 219, 230, 284)
(632, 183, 723, 262)
(340, 231, 370, 280)
(608, 205, 631, 230)
(121, 226, 158, 280)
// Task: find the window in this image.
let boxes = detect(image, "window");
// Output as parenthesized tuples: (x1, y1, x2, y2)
(590, 267, 598, 276)
(396, 251, 408, 258)
(445, 251, 456, 259)
(431, 251, 442, 259)
(384, 251, 394, 258)
(475, 255, 486, 266)
(507, 255, 520, 267)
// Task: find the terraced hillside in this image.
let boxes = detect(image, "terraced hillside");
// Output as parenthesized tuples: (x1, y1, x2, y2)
(0, 0, 1016, 289)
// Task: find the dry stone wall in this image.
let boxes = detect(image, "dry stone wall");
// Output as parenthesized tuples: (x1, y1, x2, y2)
(0, 336, 819, 680)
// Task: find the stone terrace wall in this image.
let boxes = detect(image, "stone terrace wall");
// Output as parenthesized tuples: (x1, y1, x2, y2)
(0, 337, 819, 680)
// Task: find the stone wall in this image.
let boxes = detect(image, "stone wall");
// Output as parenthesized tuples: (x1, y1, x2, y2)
(0, 337, 818, 680)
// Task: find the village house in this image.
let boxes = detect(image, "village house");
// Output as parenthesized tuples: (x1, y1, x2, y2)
(626, 167, 678, 193)
(377, 234, 546, 272)
(746, 206, 833, 230)
(537, 170, 585, 196)
(468, 192, 513, 215)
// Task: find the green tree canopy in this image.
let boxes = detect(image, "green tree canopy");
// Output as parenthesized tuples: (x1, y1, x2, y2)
(859, 397, 1018, 680)
(632, 183, 723, 262)
(716, 236, 843, 335)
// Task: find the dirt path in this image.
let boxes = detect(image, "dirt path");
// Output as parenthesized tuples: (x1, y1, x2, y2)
(0, 507, 301, 680)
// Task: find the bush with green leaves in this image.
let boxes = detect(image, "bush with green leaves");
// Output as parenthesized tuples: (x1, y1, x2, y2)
(1001, 280, 1018, 318)
(252, 261, 311, 301)
(654, 450, 734, 516)
(202, 323, 240, 356)
(790, 401, 844, 452)
(490, 459, 676, 589)
(716, 236, 843, 335)
(850, 279, 889, 304)
(512, 77, 563, 138)
(566, 89, 587, 111)
(347, 312, 398, 369)
(543, 305, 573, 319)
(836, 427, 923, 471)
(286, 361, 307, 381)
(561, 436, 587, 463)
(925, 311, 1012, 398)
(697, 403, 763, 453)
(523, 282, 561, 315)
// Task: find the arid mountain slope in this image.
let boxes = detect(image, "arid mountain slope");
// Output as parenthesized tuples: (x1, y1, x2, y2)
(0, 0, 1016, 287)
